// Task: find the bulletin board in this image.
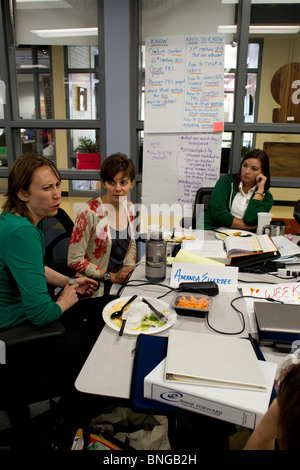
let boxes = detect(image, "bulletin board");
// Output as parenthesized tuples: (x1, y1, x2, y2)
(142, 34, 224, 211)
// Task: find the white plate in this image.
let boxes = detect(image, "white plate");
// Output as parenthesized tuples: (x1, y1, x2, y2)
(102, 296, 176, 335)
(214, 229, 255, 240)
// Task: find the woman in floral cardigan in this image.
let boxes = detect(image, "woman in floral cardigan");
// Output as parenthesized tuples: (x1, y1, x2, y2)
(68, 153, 137, 298)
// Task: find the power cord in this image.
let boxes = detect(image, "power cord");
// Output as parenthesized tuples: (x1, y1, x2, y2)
(206, 295, 283, 336)
(115, 277, 178, 299)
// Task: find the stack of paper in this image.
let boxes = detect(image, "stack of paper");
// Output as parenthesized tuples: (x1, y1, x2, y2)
(272, 235, 300, 263)
(173, 249, 225, 266)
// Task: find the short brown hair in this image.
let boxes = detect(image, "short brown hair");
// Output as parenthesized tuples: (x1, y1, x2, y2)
(100, 152, 135, 183)
(2, 153, 61, 222)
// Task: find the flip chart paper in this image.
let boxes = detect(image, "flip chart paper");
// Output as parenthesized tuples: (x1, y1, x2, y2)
(145, 34, 224, 133)
(142, 132, 221, 210)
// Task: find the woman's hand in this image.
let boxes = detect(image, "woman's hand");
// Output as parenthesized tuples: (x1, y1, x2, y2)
(256, 173, 267, 192)
(230, 216, 256, 231)
(110, 266, 134, 285)
(56, 283, 79, 313)
(72, 277, 99, 297)
(118, 266, 134, 284)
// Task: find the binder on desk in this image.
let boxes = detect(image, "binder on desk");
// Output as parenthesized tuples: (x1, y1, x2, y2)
(165, 330, 268, 391)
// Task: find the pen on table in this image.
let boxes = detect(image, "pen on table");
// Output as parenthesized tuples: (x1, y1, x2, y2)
(248, 333, 265, 361)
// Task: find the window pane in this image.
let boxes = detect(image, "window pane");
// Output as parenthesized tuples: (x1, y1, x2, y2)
(15, 46, 33, 68)
(20, 128, 55, 162)
(249, 1, 300, 123)
(0, 178, 7, 192)
(17, 73, 36, 119)
(19, 127, 100, 174)
(0, 129, 7, 168)
(68, 46, 98, 69)
(221, 131, 232, 174)
(68, 73, 99, 120)
(14, 2, 99, 121)
(243, 132, 300, 179)
(0, 74, 4, 119)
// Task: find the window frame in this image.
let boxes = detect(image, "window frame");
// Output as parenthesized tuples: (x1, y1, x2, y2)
(0, 0, 106, 189)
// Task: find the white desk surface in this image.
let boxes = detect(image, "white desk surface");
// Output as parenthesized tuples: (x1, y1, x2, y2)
(75, 231, 300, 399)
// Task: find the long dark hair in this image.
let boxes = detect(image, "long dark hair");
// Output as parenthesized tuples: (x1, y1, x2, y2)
(234, 149, 271, 192)
(2, 153, 61, 224)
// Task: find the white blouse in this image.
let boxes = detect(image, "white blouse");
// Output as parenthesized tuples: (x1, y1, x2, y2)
(230, 181, 256, 219)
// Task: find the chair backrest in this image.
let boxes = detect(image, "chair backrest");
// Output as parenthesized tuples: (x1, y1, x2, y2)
(294, 200, 300, 225)
(43, 208, 75, 276)
(191, 187, 214, 228)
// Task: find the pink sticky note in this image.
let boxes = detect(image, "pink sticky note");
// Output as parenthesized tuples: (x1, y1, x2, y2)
(213, 122, 224, 132)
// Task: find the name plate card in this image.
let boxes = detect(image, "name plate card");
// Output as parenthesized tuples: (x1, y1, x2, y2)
(170, 262, 238, 292)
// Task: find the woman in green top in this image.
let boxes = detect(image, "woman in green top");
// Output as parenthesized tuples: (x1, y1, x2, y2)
(0, 154, 98, 329)
(0, 154, 104, 427)
(197, 149, 273, 231)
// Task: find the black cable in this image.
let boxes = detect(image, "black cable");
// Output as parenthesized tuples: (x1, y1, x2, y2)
(205, 295, 283, 336)
(115, 278, 177, 299)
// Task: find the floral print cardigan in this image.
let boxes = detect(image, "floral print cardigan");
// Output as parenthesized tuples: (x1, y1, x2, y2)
(67, 197, 137, 297)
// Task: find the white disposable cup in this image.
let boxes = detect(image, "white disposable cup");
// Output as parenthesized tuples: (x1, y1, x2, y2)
(257, 212, 273, 235)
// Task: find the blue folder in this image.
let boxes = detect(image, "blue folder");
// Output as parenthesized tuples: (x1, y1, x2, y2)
(130, 334, 177, 412)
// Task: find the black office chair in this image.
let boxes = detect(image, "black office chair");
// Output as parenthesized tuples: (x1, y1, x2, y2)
(0, 322, 66, 448)
(294, 200, 300, 225)
(0, 208, 74, 446)
(43, 207, 75, 277)
(180, 187, 214, 229)
(293, 200, 300, 236)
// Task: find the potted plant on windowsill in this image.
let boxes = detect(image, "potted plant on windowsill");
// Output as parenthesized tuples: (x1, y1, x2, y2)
(74, 137, 100, 170)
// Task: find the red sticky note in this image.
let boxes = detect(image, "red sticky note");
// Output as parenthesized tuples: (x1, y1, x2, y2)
(213, 122, 224, 132)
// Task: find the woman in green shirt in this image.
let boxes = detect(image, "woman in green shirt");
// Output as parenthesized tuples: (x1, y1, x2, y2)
(0, 154, 98, 329)
(197, 149, 273, 230)
(0, 154, 103, 421)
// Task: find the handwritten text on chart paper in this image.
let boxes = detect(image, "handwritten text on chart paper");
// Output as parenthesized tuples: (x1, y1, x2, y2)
(145, 35, 224, 133)
(142, 133, 222, 208)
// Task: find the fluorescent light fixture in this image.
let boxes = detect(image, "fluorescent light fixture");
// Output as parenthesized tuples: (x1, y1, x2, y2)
(16, 0, 72, 9)
(17, 0, 63, 2)
(218, 25, 300, 34)
(222, 0, 300, 3)
(30, 27, 98, 38)
(19, 64, 48, 69)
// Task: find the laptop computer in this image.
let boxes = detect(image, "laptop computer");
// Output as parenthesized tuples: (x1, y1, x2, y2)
(254, 301, 300, 349)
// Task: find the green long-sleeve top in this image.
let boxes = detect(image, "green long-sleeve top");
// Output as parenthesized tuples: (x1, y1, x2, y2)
(196, 174, 273, 230)
(0, 211, 62, 329)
